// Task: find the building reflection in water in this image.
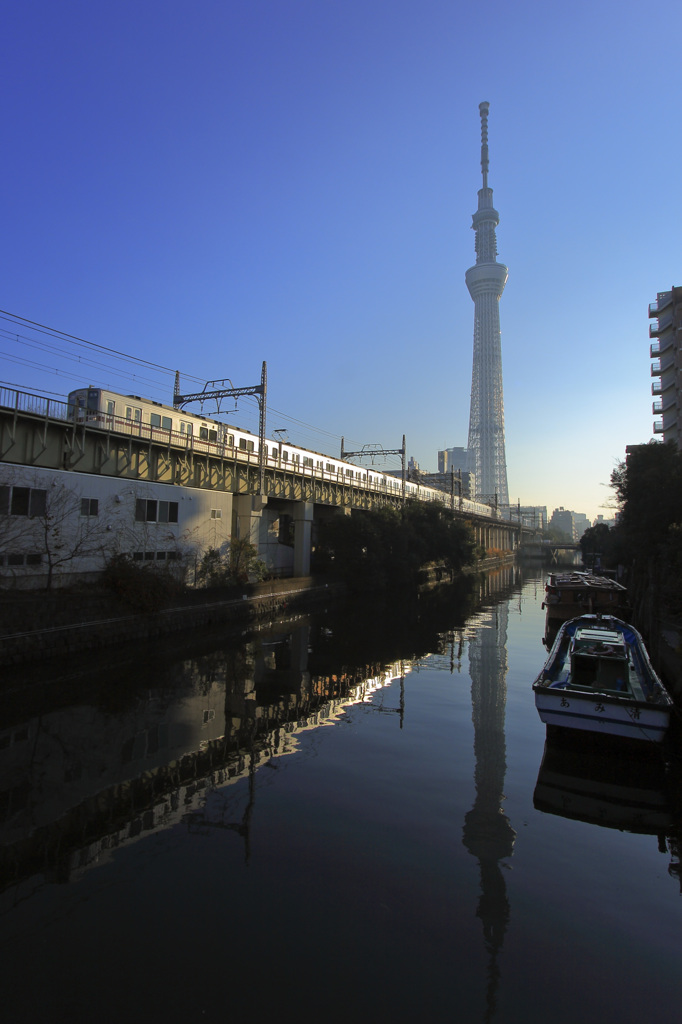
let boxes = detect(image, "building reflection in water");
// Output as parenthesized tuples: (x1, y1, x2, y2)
(0, 620, 408, 894)
(462, 598, 516, 1024)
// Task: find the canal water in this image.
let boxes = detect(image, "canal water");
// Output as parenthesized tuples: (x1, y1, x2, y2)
(1, 566, 681, 1023)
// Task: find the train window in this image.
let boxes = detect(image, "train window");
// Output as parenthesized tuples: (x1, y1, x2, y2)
(106, 401, 115, 416)
(281, 450, 288, 462)
(199, 427, 208, 440)
(150, 414, 161, 428)
(325, 463, 334, 472)
(271, 447, 278, 458)
(239, 438, 255, 452)
(302, 457, 313, 468)
(162, 416, 172, 430)
(180, 421, 193, 435)
(208, 429, 218, 442)
(291, 453, 300, 464)
(87, 390, 99, 411)
(226, 434, 234, 446)
(126, 406, 142, 422)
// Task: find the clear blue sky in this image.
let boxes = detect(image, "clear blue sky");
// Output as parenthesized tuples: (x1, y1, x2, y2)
(2, 0, 680, 521)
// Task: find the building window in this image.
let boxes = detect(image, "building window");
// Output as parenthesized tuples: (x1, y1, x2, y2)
(0, 486, 47, 517)
(80, 498, 99, 517)
(135, 499, 178, 523)
(158, 501, 178, 523)
(0, 552, 43, 567)
(210, 509, 222, 519)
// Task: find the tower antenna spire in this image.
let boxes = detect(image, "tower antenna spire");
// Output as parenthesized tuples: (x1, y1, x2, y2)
(479, 101, 490, 189)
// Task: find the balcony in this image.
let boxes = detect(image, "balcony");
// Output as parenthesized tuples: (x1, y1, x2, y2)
(650, 342, 660, 357)
(652, 380, 662, 395)
(649, 292, 673, 317)
(653, 399, 663, 414)
(654, 419, 664, 434)
(651, 360, 661, 376)
(649, 311, 674, 337)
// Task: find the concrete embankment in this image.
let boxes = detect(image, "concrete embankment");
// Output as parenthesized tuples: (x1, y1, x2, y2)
(0, 577, 344, 666)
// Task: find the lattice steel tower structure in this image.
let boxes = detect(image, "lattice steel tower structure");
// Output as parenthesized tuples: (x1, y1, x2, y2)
(466, 101, 509, 506)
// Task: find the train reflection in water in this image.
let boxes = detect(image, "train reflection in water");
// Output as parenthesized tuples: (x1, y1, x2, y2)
(0, 622, 412, 890)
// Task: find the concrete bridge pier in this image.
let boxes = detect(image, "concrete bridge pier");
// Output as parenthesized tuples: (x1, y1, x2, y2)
(234, 494, 267, 547)
(293, 501, 314, 576)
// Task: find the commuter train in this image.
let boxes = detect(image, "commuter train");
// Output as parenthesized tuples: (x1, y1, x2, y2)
(66, 385, 496, 516)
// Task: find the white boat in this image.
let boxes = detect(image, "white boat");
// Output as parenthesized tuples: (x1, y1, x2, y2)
(532, 615, 673, 743)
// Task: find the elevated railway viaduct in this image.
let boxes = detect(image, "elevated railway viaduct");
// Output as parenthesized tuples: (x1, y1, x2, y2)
(0, 387, 525, 585)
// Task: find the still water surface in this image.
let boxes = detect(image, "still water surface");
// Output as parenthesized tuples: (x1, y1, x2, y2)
(1, 567, 681, 1023)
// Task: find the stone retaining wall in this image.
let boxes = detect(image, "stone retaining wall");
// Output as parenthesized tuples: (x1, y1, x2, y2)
(1, 578, 343, 665)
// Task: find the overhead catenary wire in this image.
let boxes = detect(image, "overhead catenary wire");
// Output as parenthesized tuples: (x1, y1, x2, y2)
(0, 307, 396, 464)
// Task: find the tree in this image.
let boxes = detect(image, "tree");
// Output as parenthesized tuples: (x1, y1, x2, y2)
(316, 499, 476, 591)
(610, 441, 682, 565)
(195, 540, 265, 588)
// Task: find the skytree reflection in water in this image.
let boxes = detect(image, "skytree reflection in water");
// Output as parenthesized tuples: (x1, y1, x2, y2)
(462, 603, 516, 1023)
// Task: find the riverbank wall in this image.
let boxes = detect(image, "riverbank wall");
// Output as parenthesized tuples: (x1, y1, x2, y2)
(0, 577, 343, 666)
(0, 554, 520, 667)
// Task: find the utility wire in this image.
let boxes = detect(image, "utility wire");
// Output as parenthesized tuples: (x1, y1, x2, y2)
(0, 308, 398, 464)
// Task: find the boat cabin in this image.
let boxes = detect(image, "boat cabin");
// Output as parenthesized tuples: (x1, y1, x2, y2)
(569, 627, 630, 694)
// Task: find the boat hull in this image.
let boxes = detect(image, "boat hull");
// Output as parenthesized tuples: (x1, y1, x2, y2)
(534, 688, 670, 743)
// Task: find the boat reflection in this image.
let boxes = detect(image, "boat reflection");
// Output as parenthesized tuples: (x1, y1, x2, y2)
(534, 739, 682, 890)
(534, 739, 673, 834)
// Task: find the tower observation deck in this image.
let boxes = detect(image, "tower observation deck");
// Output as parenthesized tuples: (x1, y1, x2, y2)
(465, 102, 509, 506)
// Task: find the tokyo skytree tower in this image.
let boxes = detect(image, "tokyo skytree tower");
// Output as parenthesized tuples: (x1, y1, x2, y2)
(465, 102, 509, 506)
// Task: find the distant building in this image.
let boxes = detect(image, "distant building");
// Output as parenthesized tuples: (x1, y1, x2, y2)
(437, 447, 474, 475)
(649, 286, 682, 445)
(516, 506, 547, 531)
(573, 512, 590, 538)
(592, 514, 615, 529)
(549, 507, 577, 541)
